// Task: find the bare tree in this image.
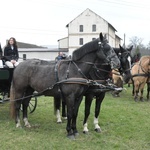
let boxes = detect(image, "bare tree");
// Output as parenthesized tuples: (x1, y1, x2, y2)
(147, 41, 150, 50)
(129, 36, 144, 49)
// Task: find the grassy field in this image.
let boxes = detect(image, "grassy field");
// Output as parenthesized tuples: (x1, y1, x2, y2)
(0, 85, 150, 150)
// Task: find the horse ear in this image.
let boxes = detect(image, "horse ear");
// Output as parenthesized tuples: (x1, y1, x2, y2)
(119, 44, 124, 52)
(119, 44, 123, 49)
(128, 45, 133, 51)
(99, 32, 103, 42)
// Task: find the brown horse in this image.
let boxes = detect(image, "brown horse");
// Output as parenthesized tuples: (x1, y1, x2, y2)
(111, 69, 123, 97)
(147, 78, 150, 100)
(131, 55, 150, 101)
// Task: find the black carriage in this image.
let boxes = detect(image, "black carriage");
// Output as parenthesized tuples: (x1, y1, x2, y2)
(0, 66, 37, 113)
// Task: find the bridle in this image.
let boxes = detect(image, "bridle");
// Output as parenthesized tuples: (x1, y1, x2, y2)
(55, 40, 114, 82)
(119, 51, 132, 75)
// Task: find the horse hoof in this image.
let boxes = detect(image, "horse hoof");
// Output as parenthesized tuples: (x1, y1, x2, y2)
(83, 131, 89, 134)
(74, 132, 79, 137)
(63, 117, 67, 120)
(25, 124, 31, 128)
(57, 121, 62, 124)
(16, 124, 22, 128)
(134, 97, 138, 102)
(16, 123, 22, 128)
(95, 128, 101, 133)
(67, 134, 75, 140)
(140, 98, 144, 102)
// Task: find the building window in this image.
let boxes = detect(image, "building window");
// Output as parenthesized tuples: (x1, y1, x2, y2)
(23, 54, 26, 60)
(92, 38, 96, 41)
(79, 25, 83, 32)
(92, 24, 96, 32)
(79, 38, 83, 45)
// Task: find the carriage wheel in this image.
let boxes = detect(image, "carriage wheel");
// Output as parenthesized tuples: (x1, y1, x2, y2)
(28, 96, 37, 113)
(0, 92, 9, 103)
(20, 96, 37, 114)
(0, 92, 3, 103)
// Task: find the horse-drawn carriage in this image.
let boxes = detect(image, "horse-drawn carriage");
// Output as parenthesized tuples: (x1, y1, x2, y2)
(0, 61, 37, 113)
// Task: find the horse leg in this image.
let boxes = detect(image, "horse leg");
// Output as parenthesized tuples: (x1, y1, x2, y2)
(14, 92, 24, 128)
(62, 100, 67, 119)
(22, 87, 34, 128)
(65, 94, 75, 139)
(128, 83, 130, 87)
(134, 81, 139, 102)
(22, 99, 31, 128)
(54, 95, 62, 123)
(72, 96, 83, 137)
(83, 93, 94, 134)
(132, 80, 135, 96)
(139, 84, 144, 102)
(15, 100, 22, 128)
(147, 82, 150, 100)
(94, 92, 105, 132)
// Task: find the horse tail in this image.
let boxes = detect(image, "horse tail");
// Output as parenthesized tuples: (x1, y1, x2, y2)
(10, 80, 16, 119)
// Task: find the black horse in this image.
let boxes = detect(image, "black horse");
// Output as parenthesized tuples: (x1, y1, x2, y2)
(114, 45, 133, 83)
(10, 33, 120, 139)
(57, 44, 133, 133)
(82, 45, 133, 133)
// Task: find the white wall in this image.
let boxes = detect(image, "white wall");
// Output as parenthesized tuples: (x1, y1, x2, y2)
(68, 9, 115, 55)
(18, 48, 58, 61)
(58, 8, 119, 55)
(59, 37, 68, 48)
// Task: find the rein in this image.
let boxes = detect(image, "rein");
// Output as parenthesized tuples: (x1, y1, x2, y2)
(9, 77, 120, 102)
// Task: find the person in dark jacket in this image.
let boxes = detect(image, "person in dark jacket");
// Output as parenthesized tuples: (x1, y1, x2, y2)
(0, 44, 3, 67)
(0, 43, 2, 57)
(4, 37, 19, 68)
(55, 52, 67, 62)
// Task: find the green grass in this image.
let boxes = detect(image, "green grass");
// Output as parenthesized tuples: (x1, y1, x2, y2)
(0, 85, 150, 150)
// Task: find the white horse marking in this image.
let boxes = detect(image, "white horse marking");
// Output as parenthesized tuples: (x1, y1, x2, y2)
(94, 117, 101, 130)
(16, 119, 21, 128)
(83, 123, 89, 132)
(23, 118, 31, 128)
(56, 109, 62, 123)
(127, 56, 132, 70)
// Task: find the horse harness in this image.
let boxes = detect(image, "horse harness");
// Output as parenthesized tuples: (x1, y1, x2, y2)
(55, 59, 96, 86)
(132, 57, 150, 79)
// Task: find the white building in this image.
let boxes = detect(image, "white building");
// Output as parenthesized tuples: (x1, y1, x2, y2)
(58, 8, 121, 55)
(15, 42, 67, 62)
(18, 48, 61, 62)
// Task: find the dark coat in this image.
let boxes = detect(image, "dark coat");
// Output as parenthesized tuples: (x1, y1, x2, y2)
(4, 46, 19, 61)
(0, 44, 2, 57)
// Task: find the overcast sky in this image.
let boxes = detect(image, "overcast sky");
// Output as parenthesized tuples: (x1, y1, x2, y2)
(0, 0, 150, 47)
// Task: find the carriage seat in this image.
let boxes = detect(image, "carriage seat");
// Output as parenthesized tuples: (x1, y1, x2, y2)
(0, 60, 9, 68)
(0, 60, 3, 68)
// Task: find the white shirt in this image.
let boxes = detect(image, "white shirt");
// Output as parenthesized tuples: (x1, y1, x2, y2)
(11, 45, 14, 50)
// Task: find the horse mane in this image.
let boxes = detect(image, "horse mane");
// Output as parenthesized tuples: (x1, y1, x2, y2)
(139, 55, 150, 64)
(140, 55, 150, 60)
(72, 39, 99, 61)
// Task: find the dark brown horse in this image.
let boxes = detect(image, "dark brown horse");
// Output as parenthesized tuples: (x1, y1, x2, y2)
(55, 45, 133, 133)
(10, 33, 120, 139)
(82, 45, 133, 133)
